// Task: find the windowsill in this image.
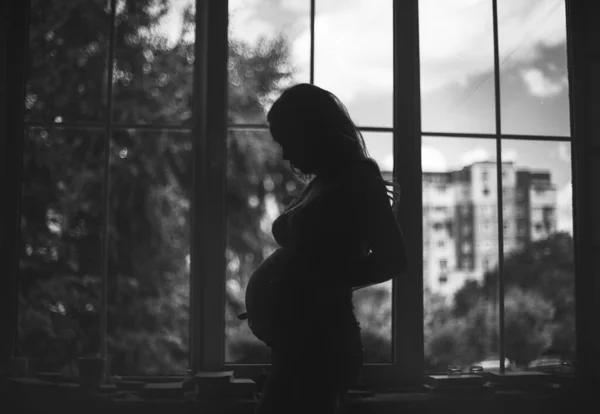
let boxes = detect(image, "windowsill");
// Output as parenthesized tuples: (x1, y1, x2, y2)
(4, 375, 583, 414)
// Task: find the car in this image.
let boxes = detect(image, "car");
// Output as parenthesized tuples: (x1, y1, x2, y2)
(527, 355, 575, 374)
(472, 356, 512, 372)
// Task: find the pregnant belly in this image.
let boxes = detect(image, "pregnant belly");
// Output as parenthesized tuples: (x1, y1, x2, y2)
(244, 248, 358, 346)
(244, 248, 301, 345)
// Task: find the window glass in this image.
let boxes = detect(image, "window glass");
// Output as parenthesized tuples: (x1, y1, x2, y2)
(498, 0, 570, 136)
(501, 140, 575, 372)
(228, 0, 311, 125)
(112, 0, 196, 126)
(25, 0, 109, 122)
(423, 136, 500, 373)
(419, 0, 495, 134)
(315, 0, 393, 127)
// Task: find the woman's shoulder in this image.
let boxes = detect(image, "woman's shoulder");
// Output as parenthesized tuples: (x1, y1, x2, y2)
(345, 157, 385, 189)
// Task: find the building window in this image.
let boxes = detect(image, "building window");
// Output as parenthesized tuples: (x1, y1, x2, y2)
(440, 259, 448, 270)
(437, 240, 445, 248)
(462, 242, 471, 254)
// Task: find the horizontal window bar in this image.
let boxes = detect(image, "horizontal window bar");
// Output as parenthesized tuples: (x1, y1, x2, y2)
(228, 123, 394, 133)
(227, 123, 269, 130)
(23, 121, 192, 132)
(422, 131, 571, 141)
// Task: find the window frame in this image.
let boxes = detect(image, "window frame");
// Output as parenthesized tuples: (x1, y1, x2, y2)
(2, 0, 595, 389)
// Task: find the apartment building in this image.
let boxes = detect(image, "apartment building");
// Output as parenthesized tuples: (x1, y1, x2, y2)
(382, 161, 557, 299)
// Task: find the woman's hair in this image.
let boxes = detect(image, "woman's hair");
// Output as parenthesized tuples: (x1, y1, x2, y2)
(266, 83, 400, 204)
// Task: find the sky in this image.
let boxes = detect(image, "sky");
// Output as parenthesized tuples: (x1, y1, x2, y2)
(160, 0, 572, 234)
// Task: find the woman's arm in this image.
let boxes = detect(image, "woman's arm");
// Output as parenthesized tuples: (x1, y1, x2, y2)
(346, 165, 408, 289)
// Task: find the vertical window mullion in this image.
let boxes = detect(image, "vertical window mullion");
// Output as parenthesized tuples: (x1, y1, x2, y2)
(310, 0, 315, 84)
(190, 0, 229, 373)
(189, 0, 207, 375)
(390, 0, 424, 385)
(2, 0, 30, 366)
(99, 0, 118, 366)
(491, 0, 506, 375)
(565, 0, 597, 383)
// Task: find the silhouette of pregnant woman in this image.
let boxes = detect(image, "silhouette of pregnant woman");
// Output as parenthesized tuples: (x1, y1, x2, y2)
(241, 83, 408, 414)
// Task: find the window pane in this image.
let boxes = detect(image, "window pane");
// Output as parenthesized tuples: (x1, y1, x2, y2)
(18, 128, 105, 374)
(500, 140, 575, 373)
(419, 0, 495, 134)
(228, 0, 311, 125)
(108, 129, 191, 375)
(25, 0, 109, 123)
(112, 0, 196, 126)
(422, 136, 502, 373)
(498, 0, 570, 136)
(315, 0, 393, 128)
(225, 130, 394, 363)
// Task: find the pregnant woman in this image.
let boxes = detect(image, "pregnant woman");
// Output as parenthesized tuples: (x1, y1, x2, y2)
(243, 83, 408, 414)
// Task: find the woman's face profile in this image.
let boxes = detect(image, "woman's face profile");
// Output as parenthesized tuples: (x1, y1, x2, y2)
(269, 120, 314, 173)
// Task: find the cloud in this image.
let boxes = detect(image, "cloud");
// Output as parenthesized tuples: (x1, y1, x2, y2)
(381, 154, 394, 172)
(521, 68, 568, 97)
(422, 146, 448, 172)
(502, 148, 518, 163)
(291, 1, 393, 103)
(460, 147, 492, 166)
(226, 0, 567, 108)
(556, 181, 573, 234)
(420, 0, 566, 95)
(458, 147, 517, 168)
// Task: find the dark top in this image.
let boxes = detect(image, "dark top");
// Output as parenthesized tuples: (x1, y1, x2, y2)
(270, 162, 379, 287)
(244, 158, 385, 347)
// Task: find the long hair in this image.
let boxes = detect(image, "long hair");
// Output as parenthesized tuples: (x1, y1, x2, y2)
(266, 83, 400, 205)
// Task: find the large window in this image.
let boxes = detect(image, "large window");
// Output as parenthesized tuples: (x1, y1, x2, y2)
(7, 0, 577, 385)
(421, 0, 575, 374)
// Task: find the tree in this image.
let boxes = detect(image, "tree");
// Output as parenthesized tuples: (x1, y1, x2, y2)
(426, 232, 576, 371)
(18, 0, 306, 373)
